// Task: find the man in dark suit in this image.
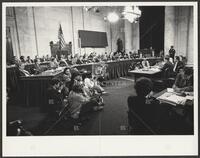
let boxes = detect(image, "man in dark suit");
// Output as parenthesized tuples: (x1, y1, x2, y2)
(173, 56, 184, 74)
(169, 46, 176, 61)
(47, 79, 64, 114)
(34, 58, 42, 74)
(18, 64, 31, 76)
(160, 56, 174, 71)
(160, 56, 174, 78)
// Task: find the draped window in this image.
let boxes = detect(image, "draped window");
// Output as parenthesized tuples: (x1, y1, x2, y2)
(6, 27, 14, 65)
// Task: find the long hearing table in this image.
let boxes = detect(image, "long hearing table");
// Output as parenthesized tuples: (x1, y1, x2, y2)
(128, 66, 162, 81)
(7, 57, 162, 109)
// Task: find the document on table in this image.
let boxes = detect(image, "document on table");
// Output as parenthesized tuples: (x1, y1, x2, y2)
(157, 92, 189, 106)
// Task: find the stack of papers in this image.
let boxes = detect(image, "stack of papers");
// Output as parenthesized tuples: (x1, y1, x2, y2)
(157, 92, 192, 106)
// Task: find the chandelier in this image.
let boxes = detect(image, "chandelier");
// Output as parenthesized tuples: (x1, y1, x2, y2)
(122, 6, 141, 23)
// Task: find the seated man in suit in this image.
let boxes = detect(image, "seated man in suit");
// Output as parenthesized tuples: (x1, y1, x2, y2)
(18, 63, 31, 76)
(160, 56, 174, 78)
(172, 67, 193, 92)
(76, 55, 84, 64)
(19, 56, 26, 64)
(59, 55, 68, 67)
(160, 56, 174, 71)
(34, 58, 42, 74)
(26, 56, 33, 64)
(173, 56, 184, 75)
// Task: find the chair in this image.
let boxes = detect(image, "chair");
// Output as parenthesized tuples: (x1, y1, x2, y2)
(127, 110, 157, 135)
(164, 68, 175, 88)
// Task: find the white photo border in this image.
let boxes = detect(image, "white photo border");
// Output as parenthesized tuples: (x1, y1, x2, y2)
(2, 1, 198, 157)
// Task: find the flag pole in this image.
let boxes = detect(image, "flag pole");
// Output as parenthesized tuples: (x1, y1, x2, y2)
(58, 22, 61, 51)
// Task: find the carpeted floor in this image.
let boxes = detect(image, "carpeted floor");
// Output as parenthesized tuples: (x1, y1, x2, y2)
(7, 77, 136, 136)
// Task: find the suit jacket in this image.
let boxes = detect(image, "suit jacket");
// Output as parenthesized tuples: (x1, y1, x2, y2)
(47, 86, 63, 112)
(19, 69, 30, 77)
(173, 61, 184, 73)
(161, 61, 174, 71)
(169, 48, 175, 59)
(127, 96, 159, 128)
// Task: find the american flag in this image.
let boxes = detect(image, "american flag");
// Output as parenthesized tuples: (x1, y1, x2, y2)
(58, 24, 66, 50)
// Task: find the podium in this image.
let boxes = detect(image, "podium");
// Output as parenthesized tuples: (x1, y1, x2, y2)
(50, 41, 72, 58)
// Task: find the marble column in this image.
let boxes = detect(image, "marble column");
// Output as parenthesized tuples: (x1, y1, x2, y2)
(164, 6, 176, 55)
(187, 7, 193, 65)
(124, 20, 132, 53)
(132, 22, 140, 51)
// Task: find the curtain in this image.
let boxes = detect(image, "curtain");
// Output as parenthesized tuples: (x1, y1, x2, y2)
(6, 27, 14, 65)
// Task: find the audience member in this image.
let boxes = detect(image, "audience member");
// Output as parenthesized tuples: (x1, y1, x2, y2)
(68, 84, 103, 120)
(60, 67, 72, 97)
(47, 79, 64, 114)
(83, 72, 105, 94)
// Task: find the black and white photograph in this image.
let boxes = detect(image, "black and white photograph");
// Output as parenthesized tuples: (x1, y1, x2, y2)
(2, 1, 198, 157)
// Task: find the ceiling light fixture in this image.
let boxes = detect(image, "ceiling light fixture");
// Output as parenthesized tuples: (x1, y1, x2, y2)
(122, 6, 141, 23)
(107, 12, 119, 23)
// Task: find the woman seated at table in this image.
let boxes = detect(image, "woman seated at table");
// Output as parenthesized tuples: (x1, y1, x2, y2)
(141, 57, 150, 69)
(68, 81, 104, 120)
(49, 57, 59, 69)
(172, 67, 193, 92)
(127, 77, 160, 133)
